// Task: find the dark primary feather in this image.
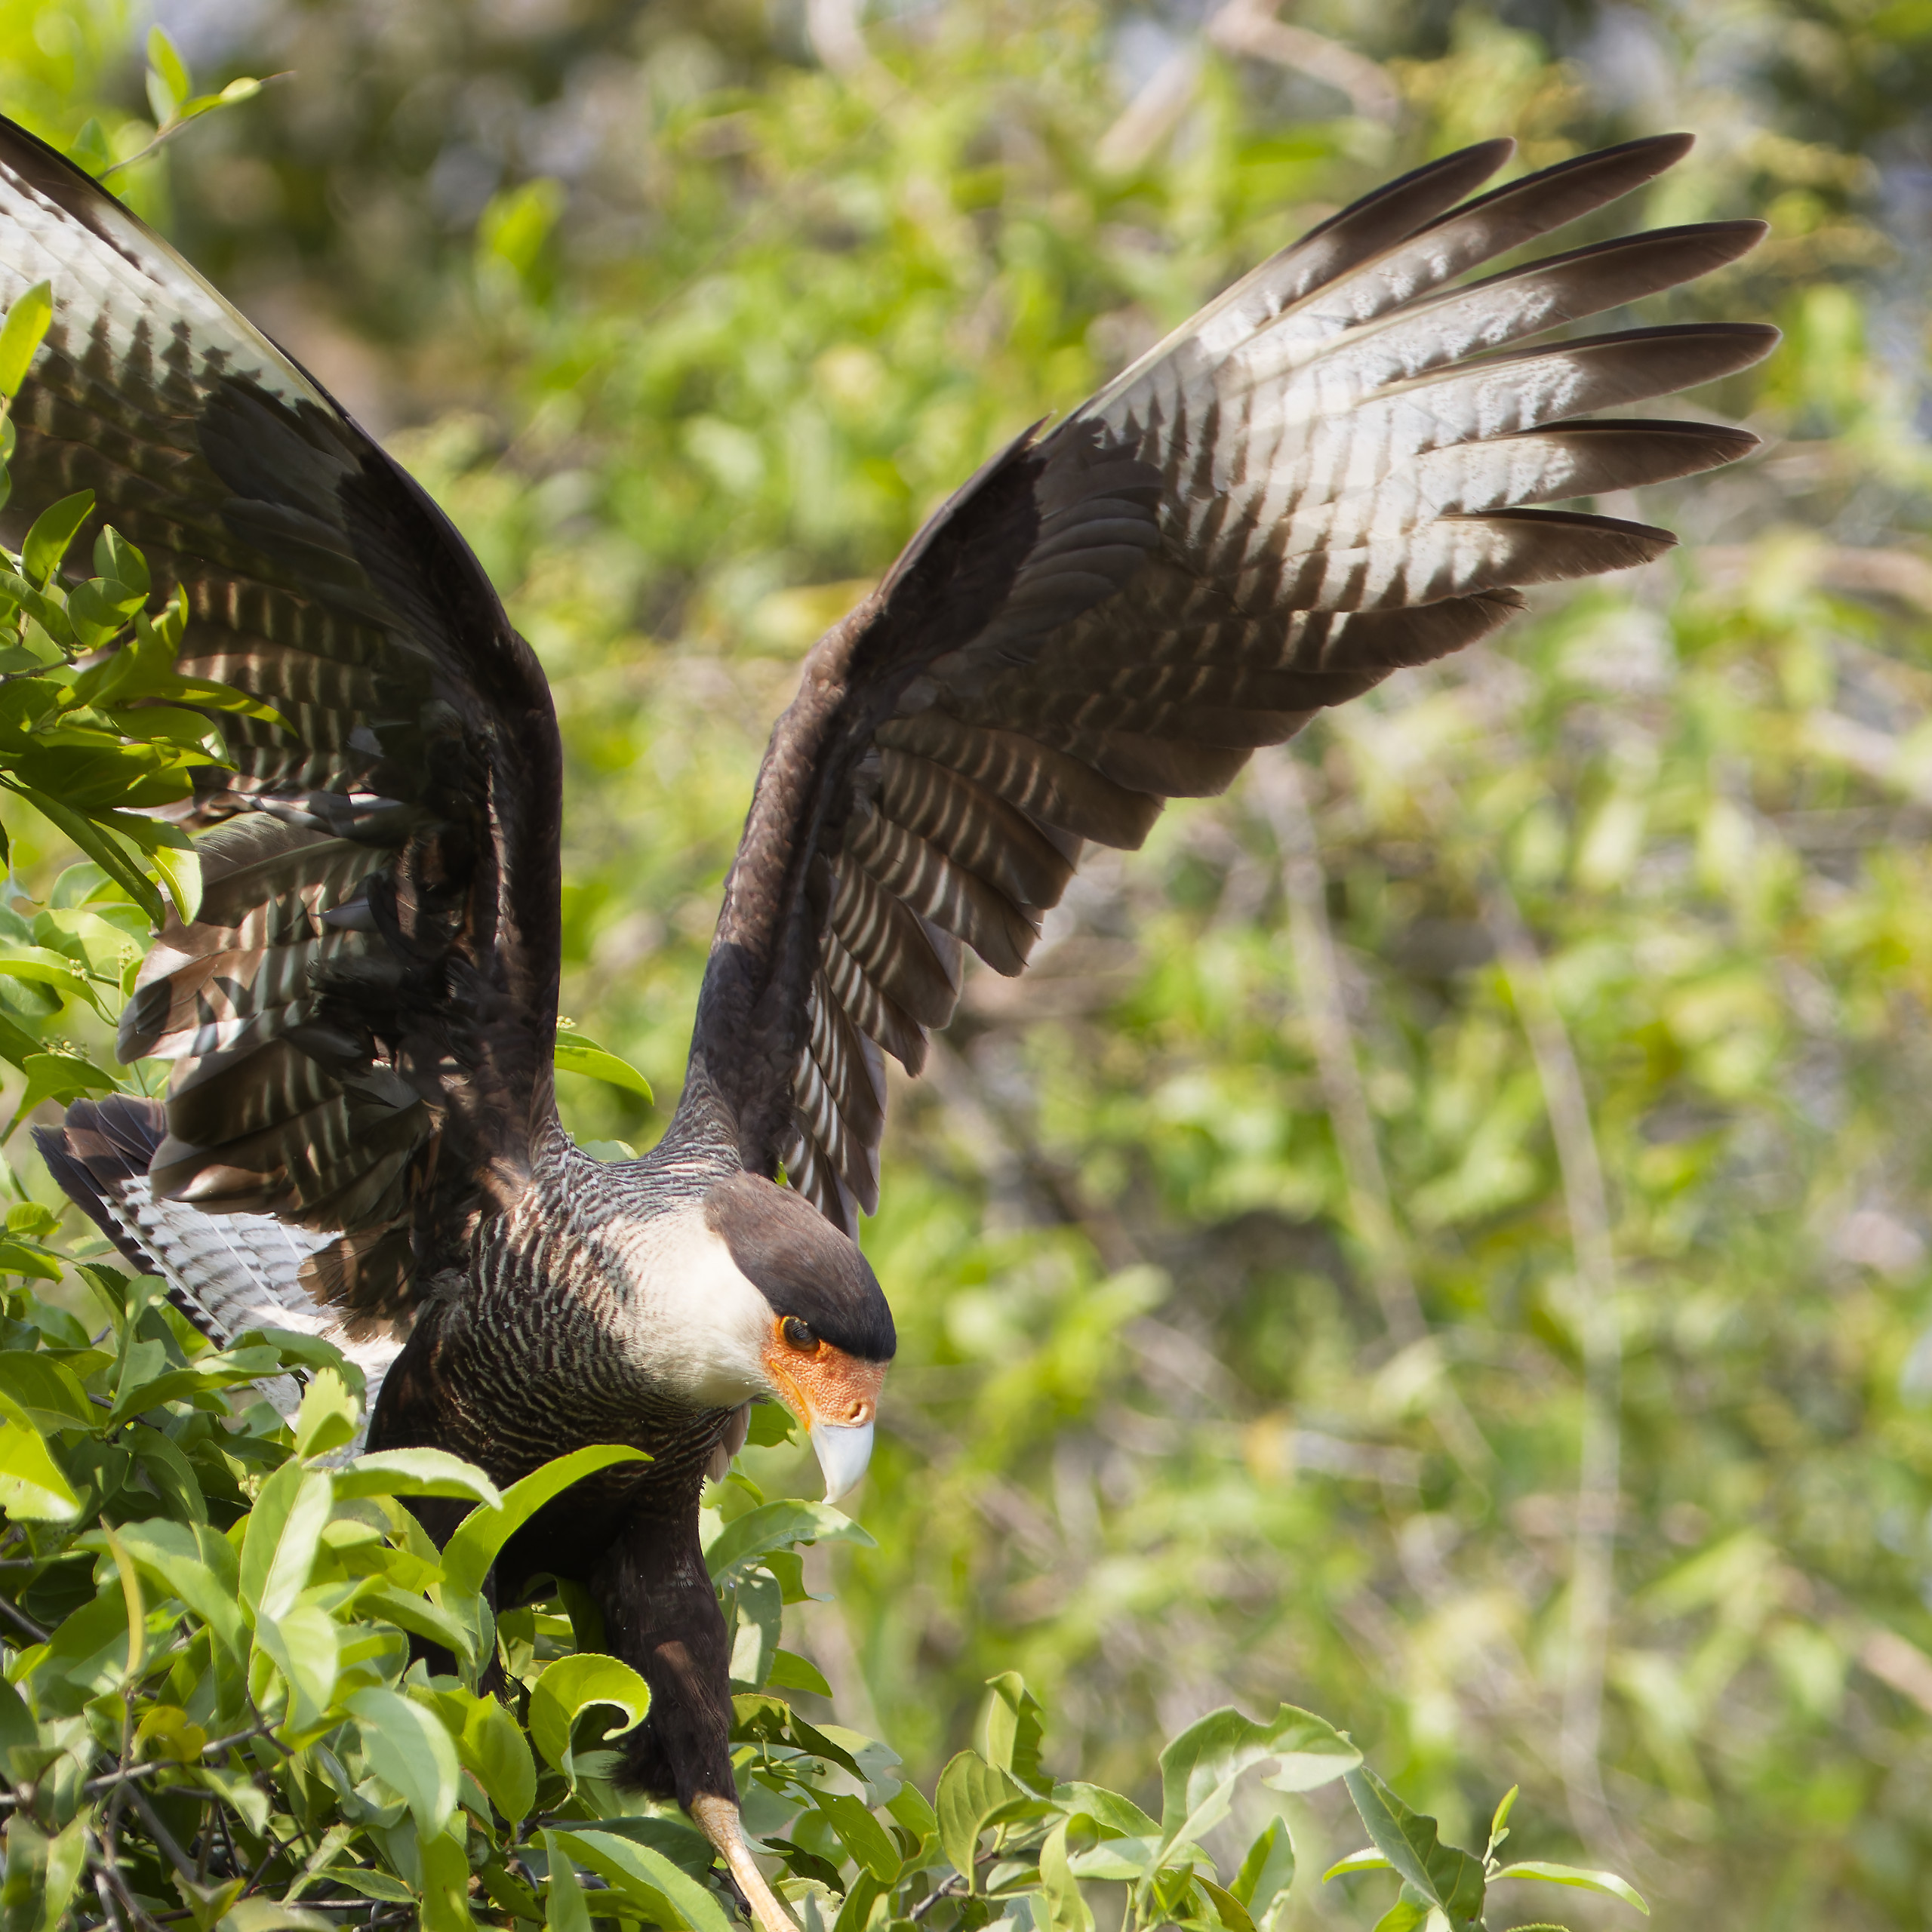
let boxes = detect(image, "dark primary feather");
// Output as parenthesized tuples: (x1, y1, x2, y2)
(0, 115, 565, 1324)
(688, 133, 1774, 1235)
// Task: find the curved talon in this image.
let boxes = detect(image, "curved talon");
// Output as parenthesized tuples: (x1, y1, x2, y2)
(691, 1793, 801, 1932)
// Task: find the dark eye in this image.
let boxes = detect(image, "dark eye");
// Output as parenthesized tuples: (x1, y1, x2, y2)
(782, 1316, 817, 1351)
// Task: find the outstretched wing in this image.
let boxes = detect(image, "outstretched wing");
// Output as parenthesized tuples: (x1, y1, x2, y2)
(0, 115, 564, 1327)
(688, 134, 1776, 1234)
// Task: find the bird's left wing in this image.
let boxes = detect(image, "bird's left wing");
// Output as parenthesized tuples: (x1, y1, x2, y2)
(689, 134, 1777, 1234)
(0, 116, 565, 1332)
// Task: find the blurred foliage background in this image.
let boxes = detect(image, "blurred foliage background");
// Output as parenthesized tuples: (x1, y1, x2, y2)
(8, 0, 1932, 1923)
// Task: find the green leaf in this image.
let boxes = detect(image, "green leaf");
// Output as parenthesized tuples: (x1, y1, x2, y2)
(114, 1519, 247, 1713)
(330, 1447, 502, 1504)
(746, 1400, 799, 1447)
(0, 281, 51, 398)
(259, 1469, 334, 1621)
(554, 1032, 654, 1101)
(148, 841, 201, 926)
(730, 1567, 782, 1689)
(1036, 1819, 1095, 1932)
(0, 1387, 78, 1521)
(1231, 1816, 1297, 1932)
(1197, 1877, 1256, 1932)
(254, 1601, 340, 1730)
(936, 1750, 1048, 1891)
(217, 1898, 334, 1930)
(94, 525, 149, 595)
(542, 1833, 593, 1932)
(984, 1671, 1050, 1793)
(441, 1442, 648, 1599)
(1367, 1900, 1429, 1932)
(17, 789, 163, 924)
(1343, 1767, 1485, 1931)
(811, 1789, 901, 1881)
(347, 1687, 460, 1837)
(528, 1651, 651, 1780)
(461, 1691, 538, 1824)
(20, 491, 93, 586)
(0, 1352, 91, 1431)
(237, 1459, 303, 1616)
(353, 1582, 472, 1659)
(705, 1498, 875, 1588)
(1494, 1861, 1650, 1915)
(555, 1829, 738, 1932)
(146, 25, 191, 118)
(1159, 1706, 1360, 1854)
(766, 1647, 832, 1697)
(293, 1367, 359, 1460)
(1486, 1784, 1518, 1860)
(1322, 1850, 1395, 1881)
(885, 1780, 938, 1847)
(0, 948, 105, 1011)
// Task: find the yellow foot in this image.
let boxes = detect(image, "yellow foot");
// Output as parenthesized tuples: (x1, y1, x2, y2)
(691, 1793, 801, 1932)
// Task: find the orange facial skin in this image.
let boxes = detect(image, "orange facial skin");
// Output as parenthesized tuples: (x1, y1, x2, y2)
(760, 1314, 888, 1430)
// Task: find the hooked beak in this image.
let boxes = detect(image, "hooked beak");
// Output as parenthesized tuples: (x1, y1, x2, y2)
(812, 1420, 875, 1504)
(759, 1322, 888, 1506)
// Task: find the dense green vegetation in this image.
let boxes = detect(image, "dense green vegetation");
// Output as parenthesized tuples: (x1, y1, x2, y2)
(3, 0, 1932, 1924)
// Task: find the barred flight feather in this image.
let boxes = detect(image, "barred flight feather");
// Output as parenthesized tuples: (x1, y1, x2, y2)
(703, 149, 1773, 1226)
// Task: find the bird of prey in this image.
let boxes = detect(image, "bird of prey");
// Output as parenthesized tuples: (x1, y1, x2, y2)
(11, 115, 1769, 1928)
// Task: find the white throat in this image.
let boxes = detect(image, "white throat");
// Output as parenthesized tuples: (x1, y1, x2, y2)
(611, 1204, 774, 1408)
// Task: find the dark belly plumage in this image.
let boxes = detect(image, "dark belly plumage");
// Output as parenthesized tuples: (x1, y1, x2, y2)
(366, 1210, 743, 1808)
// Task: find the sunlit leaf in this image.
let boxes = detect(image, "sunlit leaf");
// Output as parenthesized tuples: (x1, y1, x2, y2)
(553, 1033, 654, 1101)
(0, 281, 51, 398)
(20, 491, 94, 586)
(0, 1388, 76, 1521)
(1494, 1861, 1649, 1915)
(146, 24, 191, 119)
(293, 1367, 359, 1460)
(984, 1671, 1050, 1793)
(347, 1687, 460, 1837)
(1343, 1768, 1484, 1930)
(442, 1444, 647, 1601)
(1160, 1706, 1359, 1854)
(704, 1498, 875, 1587)
(528, 1652, 651, 1780)
(1231, 1816, 1297, 1932)
(935, 1750, 1049, 1891)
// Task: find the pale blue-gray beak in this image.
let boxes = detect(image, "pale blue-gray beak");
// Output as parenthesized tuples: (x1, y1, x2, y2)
(812, 1420, 875, 1504)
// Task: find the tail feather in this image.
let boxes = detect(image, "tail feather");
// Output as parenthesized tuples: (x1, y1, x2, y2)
(35, 1096, 403, 1426)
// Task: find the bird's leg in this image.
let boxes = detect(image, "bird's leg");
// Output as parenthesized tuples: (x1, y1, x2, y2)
(691, 1793, 801, 1932)
(595, 1500, 799, 1929)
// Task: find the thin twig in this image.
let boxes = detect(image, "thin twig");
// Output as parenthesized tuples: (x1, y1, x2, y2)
(0, 1592, 48, 1642)
(1252, 750, 1494, 1482)
(91, 1859, 125, 1932)
(118, 1780, 198, 1889)
(99, 76, 291, 180)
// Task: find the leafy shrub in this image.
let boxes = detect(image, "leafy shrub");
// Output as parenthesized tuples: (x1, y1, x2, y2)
(0, 86, 1642, 1932)
(0, 1254, 1641, 1930)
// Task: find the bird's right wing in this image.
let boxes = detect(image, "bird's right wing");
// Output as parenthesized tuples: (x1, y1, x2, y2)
(686, 134, 1776, 1232)
(0, 115, 568, 1333)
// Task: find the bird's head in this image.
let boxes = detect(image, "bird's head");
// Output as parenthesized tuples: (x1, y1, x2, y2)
(684, 1170, 895, 1503)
